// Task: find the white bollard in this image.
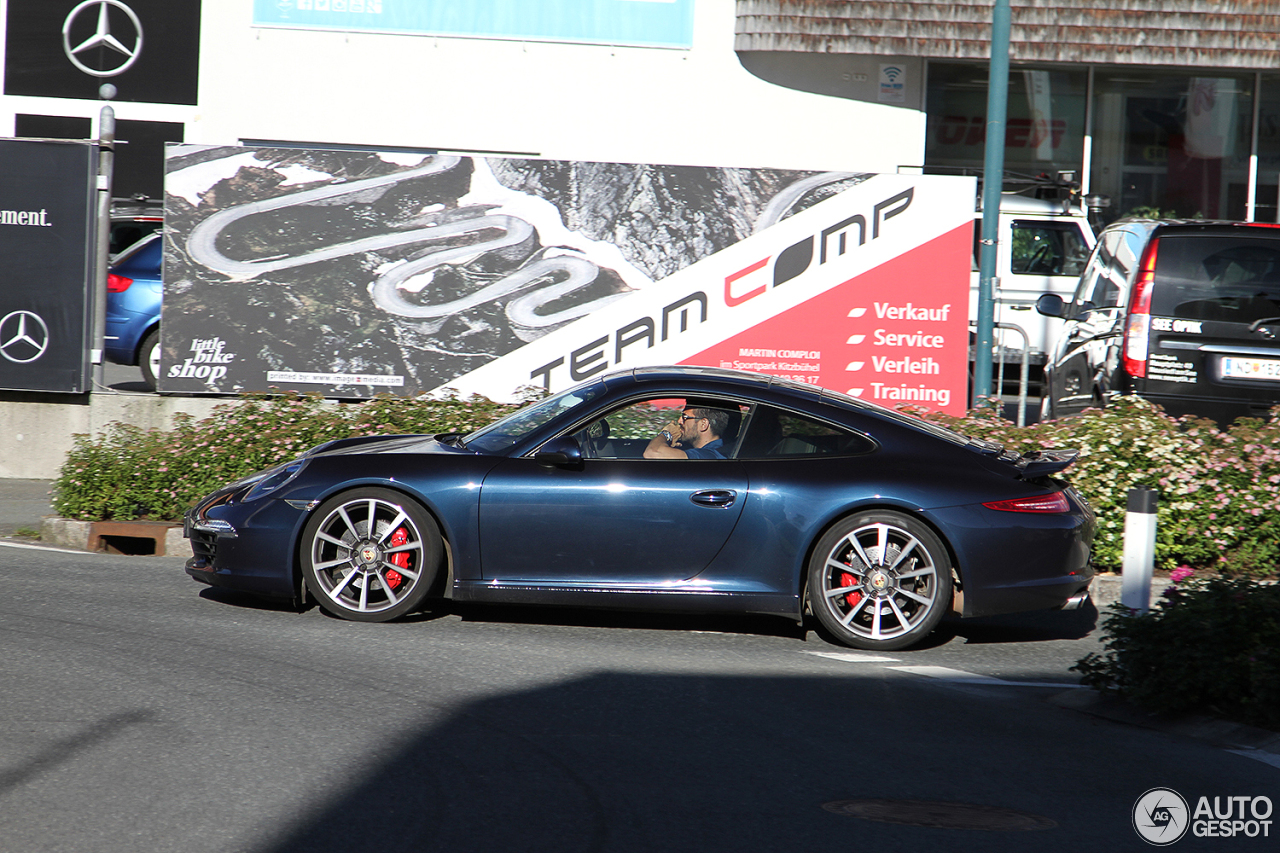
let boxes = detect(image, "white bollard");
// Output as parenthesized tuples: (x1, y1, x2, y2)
(1121, 487, 1159, 614)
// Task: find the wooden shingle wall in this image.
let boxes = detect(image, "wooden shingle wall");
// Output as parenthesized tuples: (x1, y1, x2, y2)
(735, 1, 1280, 68)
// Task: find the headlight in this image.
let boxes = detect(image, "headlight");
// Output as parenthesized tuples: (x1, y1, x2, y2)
(242, 460, 306, 501)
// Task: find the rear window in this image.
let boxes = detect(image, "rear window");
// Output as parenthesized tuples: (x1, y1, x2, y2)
(735, 405, 875, 458)
(1151, 234, 1280, 324)
(114, 234, 162, 274)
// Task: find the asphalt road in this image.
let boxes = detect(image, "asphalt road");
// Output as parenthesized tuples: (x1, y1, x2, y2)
(1, 542, 1275, 853)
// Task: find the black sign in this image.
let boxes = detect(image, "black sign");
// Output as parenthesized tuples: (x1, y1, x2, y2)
(0, 138, 96, 393)
(4, 0, 201, 105)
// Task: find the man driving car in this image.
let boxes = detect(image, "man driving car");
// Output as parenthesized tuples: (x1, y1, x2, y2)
(644, 405, 729, 459)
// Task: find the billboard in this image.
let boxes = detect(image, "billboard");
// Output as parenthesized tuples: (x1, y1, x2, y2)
(162, 145, 973, 414)
(252, 0, 695, 49)
(0, 138, 96, 393)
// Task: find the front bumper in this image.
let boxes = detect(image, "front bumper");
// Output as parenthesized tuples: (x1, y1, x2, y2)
(183, 497, 308, 600)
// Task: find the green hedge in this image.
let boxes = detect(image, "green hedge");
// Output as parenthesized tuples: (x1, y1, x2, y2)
(1073, 577, 1280, 730)
(52, 392, 1280, 578)
(915, 396, 1280, 578)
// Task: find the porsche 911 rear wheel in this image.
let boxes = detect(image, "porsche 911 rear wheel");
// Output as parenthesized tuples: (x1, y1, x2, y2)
(302, 488, 442, 622)
(808, 511, 952, 651)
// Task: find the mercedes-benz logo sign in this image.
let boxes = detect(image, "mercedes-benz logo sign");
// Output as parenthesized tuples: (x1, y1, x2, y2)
(62, 0, 144, 78)
(0, 311, 51, 364)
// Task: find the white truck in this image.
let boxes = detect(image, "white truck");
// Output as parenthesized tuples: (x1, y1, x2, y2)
(969, 193, 1097, 396)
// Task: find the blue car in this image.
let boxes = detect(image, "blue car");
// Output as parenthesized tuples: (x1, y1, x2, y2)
(106, 232, 162, 389)
(184, 366, 1096, 650)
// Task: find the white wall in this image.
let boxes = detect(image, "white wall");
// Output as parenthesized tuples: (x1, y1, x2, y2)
(190, 1, 921, 172)
(1, 2, 921, 171)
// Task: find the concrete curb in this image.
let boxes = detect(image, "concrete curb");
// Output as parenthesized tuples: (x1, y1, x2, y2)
(1088, 573, 1171, 610)
(41, 516, 187, 557)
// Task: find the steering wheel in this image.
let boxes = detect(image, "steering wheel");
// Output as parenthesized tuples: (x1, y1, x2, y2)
(1025, 244, 1056, 275)
(576, 419, 610, 458)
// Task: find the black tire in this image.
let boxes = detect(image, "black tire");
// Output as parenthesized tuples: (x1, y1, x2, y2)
(301, 487, 442, 622)
(139, 328, 160, 390)
(807, 511, 952, 651)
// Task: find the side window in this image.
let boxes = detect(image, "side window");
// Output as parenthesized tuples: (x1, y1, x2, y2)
(1076, 230, 1126, 310)
(572, 397, 747, 459)
(736, 405, 874, 459)
(1010, 221, 1091, 277)
(1085, 273, 1120, 309)
(1071, 244, 1105, 306)
(1061, 226, 1091, 278)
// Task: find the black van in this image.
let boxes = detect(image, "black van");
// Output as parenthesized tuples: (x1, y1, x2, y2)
(1036, 220, 1280, 426)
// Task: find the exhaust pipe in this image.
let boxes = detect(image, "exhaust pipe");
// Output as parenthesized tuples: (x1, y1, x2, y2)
(1059, 590, 1090, 611)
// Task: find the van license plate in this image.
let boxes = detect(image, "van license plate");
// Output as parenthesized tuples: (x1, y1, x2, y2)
(1221, 356, 1280, 381)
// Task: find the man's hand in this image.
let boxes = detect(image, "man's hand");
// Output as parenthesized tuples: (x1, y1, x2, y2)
(644, 422, 687, 459)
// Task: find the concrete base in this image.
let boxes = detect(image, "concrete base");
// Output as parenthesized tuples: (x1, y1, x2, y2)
(0, 390, 227, 480)
(42, 516, 188, 557)
(1090, 573, 1171, 611)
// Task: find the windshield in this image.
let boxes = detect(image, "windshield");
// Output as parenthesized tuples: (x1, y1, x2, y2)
(465, 382, 606, 453)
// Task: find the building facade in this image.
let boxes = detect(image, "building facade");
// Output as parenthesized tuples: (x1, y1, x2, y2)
(0, 1, 918, 199)
(4, 1, 1278, 222)
(737, 0, 1280, 223)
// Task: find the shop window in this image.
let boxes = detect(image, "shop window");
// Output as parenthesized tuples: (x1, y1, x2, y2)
(925, 63, 1087, 180)
(1090, 72, 1253, 224)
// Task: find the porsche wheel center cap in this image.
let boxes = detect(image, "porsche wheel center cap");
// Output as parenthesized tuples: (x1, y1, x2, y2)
(868, 570, 891, 592)
(358, 544, 380, 566)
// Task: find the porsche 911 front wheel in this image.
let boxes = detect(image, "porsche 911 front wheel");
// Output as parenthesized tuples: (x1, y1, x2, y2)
(302, 488, 442, 622)
(807, 511, 952, 651)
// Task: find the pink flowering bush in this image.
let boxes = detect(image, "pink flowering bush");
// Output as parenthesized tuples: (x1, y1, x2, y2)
(910, 395, 1280, 578)
(53, 391, 529, 522)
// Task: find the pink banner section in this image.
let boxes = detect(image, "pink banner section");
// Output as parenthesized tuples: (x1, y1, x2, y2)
(690, 226, 972, 416)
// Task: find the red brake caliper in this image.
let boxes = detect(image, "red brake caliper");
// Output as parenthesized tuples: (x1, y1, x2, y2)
(386, 527, 409, 590)
(840, 571, 862, 609)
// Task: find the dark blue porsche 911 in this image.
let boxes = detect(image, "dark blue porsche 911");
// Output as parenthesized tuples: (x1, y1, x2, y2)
(184, 366, 1095, 650)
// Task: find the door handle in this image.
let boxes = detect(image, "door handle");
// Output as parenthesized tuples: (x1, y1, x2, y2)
(690, 489, 736, 508)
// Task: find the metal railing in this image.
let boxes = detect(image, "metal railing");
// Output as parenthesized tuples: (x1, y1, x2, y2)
(992, 322, 1031, 426)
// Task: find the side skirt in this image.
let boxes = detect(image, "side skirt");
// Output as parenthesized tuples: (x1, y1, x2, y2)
(452, 581, 800, 619)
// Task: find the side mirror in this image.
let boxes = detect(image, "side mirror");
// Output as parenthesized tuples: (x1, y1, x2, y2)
(1035, 293, 1066, 318)
(534, 435, 584, 468)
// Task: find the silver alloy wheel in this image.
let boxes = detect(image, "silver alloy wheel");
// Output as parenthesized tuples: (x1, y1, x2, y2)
(307, 495, 428, 616)
(815, 517, 946, 646)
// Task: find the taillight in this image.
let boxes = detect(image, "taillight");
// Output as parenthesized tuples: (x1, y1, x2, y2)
(1123, 239, 1159, 378)
(107, 273, 133, 292)
(983, 492, 1070, 513)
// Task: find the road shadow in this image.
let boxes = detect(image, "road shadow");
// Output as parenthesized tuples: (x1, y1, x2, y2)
(107, 378, 154, 393)
(939, 599, 1100, 644)
(448, 601, 808, 641)
(246, 669, 1143, 853)
(198, 586, 302, 614)
(196, 589, 1095, 647)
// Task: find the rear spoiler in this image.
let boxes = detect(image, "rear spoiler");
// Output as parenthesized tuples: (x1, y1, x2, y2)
(966, 440, 1080, 478)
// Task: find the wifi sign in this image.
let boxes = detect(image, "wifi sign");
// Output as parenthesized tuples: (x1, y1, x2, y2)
(879, 64, 906, 103)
